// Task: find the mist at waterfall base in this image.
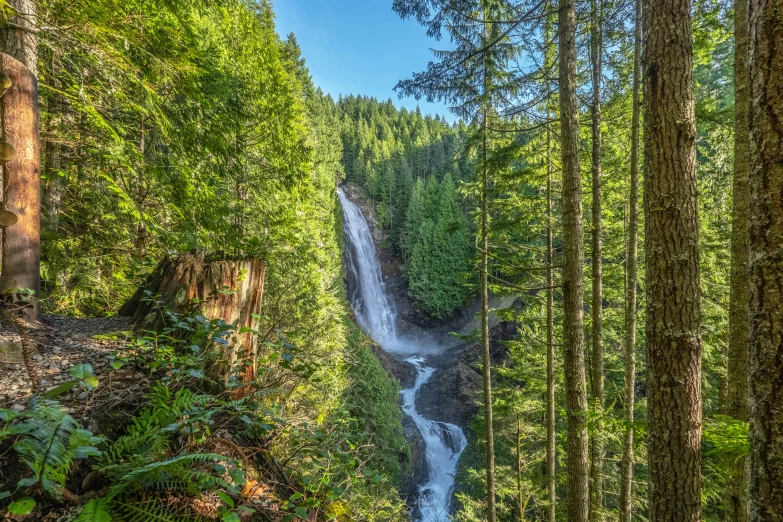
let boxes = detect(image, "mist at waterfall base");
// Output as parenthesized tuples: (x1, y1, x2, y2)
(338, 188, 467, 522)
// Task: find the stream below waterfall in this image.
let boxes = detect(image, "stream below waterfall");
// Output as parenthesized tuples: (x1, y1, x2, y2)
(338, 188, 467, 522)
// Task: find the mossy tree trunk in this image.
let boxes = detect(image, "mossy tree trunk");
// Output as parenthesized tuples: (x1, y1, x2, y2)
(746, 0, 783, 519)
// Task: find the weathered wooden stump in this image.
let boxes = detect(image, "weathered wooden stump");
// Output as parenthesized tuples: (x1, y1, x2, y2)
(119, 250, 265, 380)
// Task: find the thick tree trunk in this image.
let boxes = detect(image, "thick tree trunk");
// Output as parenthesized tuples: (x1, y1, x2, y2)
(725, 0, 750, 519)
(588, 0, 604, 517)
(559, 0, 589, 518)
(746, 0, 783, 519)
(1, 53, 40, 321)
(119, 250, 265, 381)
(642, 0, 702, 517)
(619, 0, 642, 519)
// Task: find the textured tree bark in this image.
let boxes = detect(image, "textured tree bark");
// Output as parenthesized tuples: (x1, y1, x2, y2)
(725, 0, 750, 518)
(559, 0, 589, 517)
(119, 250, 265, 381)
(42, 56, 69, 235)
(588, 0, 605, 517)
(0, 0, 37, 77)
(642, 0, 702, 517)
(619, 0, 641, 519)
(43, 120, 62, 234)
(1, 53, 40, 321)
(746, 0, 783, 519)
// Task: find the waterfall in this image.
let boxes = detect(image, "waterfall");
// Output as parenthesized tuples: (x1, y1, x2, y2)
(338, 187, 467, 522)
(338, 189, 397, 344)
(401, 357, 468, 522)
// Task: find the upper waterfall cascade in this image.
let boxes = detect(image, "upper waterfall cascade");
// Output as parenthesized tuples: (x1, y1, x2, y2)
(338, 188, 467, 522)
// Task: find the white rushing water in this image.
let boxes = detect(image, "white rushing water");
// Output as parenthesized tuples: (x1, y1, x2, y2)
(338, 188, 397, 345)
(338, 188, 467, 521)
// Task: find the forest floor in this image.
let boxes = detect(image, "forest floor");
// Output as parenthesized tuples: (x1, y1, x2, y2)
(0, 314, 135, 409)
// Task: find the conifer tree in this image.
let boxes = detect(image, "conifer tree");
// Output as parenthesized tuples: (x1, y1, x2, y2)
(642, 0, 703, 516)
(403, 178, 426, 261)
(393, 1, 521, 519)
(558, 0, 589, 516)
(620, 0, 642, 518)
(746, 0, 783, 519)
(588, 0, 605, 516)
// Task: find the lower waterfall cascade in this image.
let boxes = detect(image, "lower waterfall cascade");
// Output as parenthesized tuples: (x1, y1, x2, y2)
(338, 188, 467, 521)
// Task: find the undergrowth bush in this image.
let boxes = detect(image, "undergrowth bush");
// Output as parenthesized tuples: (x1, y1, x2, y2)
(1, 302, 409, 521)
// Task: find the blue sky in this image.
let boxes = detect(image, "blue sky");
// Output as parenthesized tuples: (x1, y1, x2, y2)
(272, 0, 455, 121)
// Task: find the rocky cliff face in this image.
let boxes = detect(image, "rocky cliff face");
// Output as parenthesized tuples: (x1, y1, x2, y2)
(417, 321, 517, 428)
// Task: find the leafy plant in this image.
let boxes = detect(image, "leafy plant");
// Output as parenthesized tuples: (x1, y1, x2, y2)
(12, 397, 104, 500)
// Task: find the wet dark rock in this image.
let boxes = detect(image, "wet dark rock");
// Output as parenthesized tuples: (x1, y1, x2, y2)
(416, 321, 516, 429)
(400, 414, 428, 502)
(369, 343, 417, 389)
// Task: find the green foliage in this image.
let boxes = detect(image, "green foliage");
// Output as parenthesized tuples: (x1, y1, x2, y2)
(12, 398, 104, 500)
(342, 319, 410, 484)
(7, 497, 36, 515)
(407, 173, 473, 317)
(38, 0, 314, 315)
(337, 95, 476, 318)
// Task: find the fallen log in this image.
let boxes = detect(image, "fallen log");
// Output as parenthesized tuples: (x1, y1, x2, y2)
(119, 250, 265, 380)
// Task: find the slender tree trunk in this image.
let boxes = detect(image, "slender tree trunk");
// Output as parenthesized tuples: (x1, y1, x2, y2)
(43, 56, 68, 235)
(746, 0, 783, 519)
(546, 112, 557, 522)
(135, 116, 147, 260)
(559, 0, 588, 517)
(642, 0, 702, 517)
(481, 104, 497, 522)
(619, 0, 642, 518)
(480, 12, 497, 519)
(588, 0, 604, 518)
(724, 0, 750, 519)
(43, 115, 62, 234)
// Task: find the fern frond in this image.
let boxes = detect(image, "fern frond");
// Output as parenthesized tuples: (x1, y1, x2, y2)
(112, 497, 208, 522)
(99, 383, 210, 473)
(110, 453, 232, 497)
(74, 498, 112, 522)
(13, 398, 102, 499)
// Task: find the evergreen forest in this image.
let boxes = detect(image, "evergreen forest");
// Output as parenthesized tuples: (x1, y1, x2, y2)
(0, 0, 780, 522)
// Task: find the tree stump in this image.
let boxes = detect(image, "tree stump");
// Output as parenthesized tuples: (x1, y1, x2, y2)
(119, 250, 265, 381)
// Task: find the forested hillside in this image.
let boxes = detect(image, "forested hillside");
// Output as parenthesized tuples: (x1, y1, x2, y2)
(338, 97, 475, 318)
(0, 0, 782, 521)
